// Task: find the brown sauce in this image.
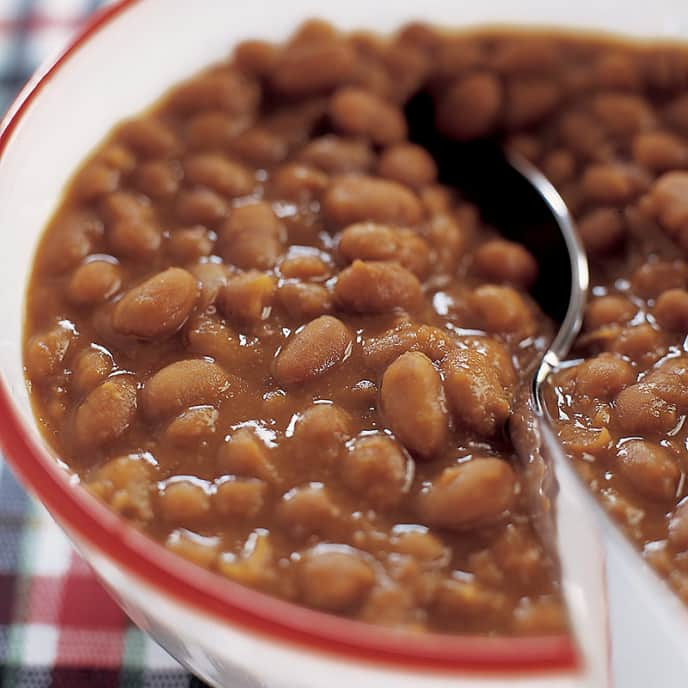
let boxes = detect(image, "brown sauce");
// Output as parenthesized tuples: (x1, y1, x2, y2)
(25, 18, 688, 634)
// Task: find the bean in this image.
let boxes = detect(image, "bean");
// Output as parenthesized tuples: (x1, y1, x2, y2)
(68, 260, 122, 305)
(74, 161, 120, 200)
(72, 347, 113, 394)
(575, 353, 635, 399)
(416, 458, 517, 529)
(594, 52, 642, 90)
(39, 210, 103, 274)
(277, 282, 332, 319)
(273, 315, 352, 386)
(214, 477, 267, 519)
(642, 358, 688, 409)
(581, 163, 649, 204)
(541, 149, 576, 186)
(279, 254, 331, 280)
(271, 163, 328, 202)
(383, 41, 431, 104)
(592, 93, 656, 137)
(272, 39, 358, 96)
(217, 530, 275, 587)
(614, 383, 678, 436)
(470, 284, 535, 335)
(167, 226, 214, 263)
(25, 324, 76, 380)
(117, 117, 179, 158)
(504, 77, 560, 129)
(97, 144, 136, 174)
(363, 323, 453, 370)
(298, 135, 374, 174)
(390, 526, 446, 562)
(473, 239, 538, 289)
(669, 501, 688, 551)
(558, 424, 612, 457)
(338, 223, 430, 278)
(292, 404, 352, 464)
(396, 20, 442, 52)
(277, 484, 340, 537)
(513, 599, 568, 636)
(233, 39, 279, 78)
(341, 434, 410, 508)
(329, 87, 407, 146)
(617, 440, 680, 501)
(87, 454, 153, 521)
(101, 190, 152, 226)
(655, 289, 688, 331)
(135, 160, 181, 198)
(165, 530, 219, 568)
(609, 323, 665, 364)
(165, 406, 219, 446)
(631, 260, 688, 299)
(141, 359, 233, 420)
(175, 188, 228, 225)
(425, 213, 466, 271)
(217, 271, 276, 322)
(585, 295, 637, 330)
(184, 153, 254, 198)
(647, 172, 688, 238)
(436, 72, 502, 140)
(334, 260, 422, 313)
(298, 546, 374, 611)
(666, 94, 688, 134)
(263, 99, 328, 148)
(217, 427, 277, 483)
(491, 38, 560, 74)
(339, 223, 396, 262)
(185, 111, 245, 151)
(188, 262, 229, 311)
(433, 36, 482, 77)
(74, 375, 137, 448)
(158, 478, 212, 522)
(112, 267, 198, 339)
(108, 219, 161, 261)
(434, 578, 507, 620)
(166, 70, 260, 117)
(578, 207, 625, 254)
(644, 47, 688, 92)
(633, 131, 688, 171)
(288, 19, 339, 47)
(380, 351, 448, 460)
(377, 143, 437, 190)
(229, 127, 288, 167)
(217, 202, 284, 270)
(322, 175, 423, 227)
(185, 312, 237, 364)
(558, 110, 610, 161)
(441, 345, 514, 437)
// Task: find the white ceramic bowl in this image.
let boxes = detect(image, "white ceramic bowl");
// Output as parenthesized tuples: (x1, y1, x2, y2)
(1, 1, 688, 686)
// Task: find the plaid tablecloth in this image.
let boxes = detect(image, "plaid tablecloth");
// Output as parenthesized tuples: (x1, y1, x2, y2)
(0, 1, 204, 686)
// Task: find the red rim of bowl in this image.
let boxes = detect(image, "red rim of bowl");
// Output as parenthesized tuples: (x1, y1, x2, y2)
(0, 0, 580, 674)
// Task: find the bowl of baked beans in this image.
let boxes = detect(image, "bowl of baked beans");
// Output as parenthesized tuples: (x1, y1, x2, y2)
(3, 0, 688, 686)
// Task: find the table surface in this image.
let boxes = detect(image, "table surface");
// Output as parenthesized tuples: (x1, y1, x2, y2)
(0, 1, 206, 685)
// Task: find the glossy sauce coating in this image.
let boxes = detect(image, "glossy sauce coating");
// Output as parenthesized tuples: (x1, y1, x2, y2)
(35, 19, 688, 635)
